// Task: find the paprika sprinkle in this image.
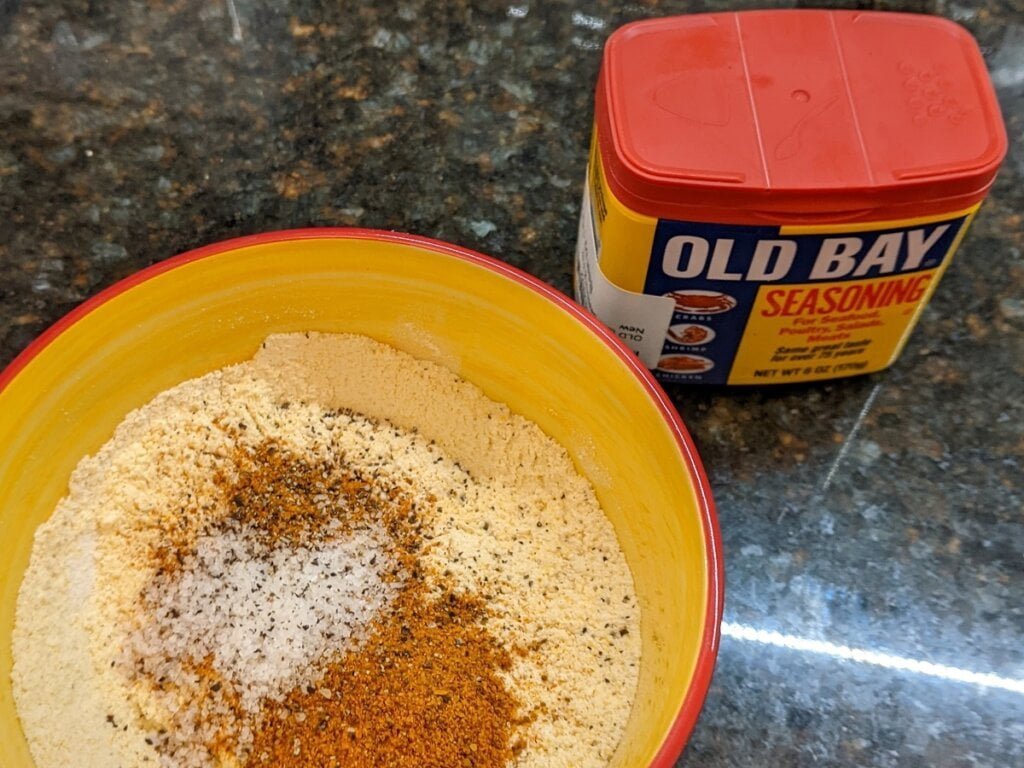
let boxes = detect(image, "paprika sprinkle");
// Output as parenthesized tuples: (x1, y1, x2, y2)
(249, 587, 523, 768)
(133, 435, 528, 767)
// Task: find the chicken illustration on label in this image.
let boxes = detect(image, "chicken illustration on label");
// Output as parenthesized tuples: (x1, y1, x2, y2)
(657, 355, 715, 374)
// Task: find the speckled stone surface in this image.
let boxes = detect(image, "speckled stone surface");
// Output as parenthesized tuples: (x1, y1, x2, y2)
(1, 1, 1021, 766)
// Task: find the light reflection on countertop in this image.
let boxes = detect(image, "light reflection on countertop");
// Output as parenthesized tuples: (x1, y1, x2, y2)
(722, 622, 1024, 694)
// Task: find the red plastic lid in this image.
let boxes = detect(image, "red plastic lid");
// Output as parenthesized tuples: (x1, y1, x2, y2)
(597, 10, 1008, 222)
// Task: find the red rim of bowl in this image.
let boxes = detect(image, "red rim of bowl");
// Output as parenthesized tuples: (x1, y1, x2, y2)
(0, 228, 723, 766)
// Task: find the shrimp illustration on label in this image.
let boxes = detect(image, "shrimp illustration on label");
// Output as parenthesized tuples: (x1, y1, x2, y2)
(667, 324, 716, 346)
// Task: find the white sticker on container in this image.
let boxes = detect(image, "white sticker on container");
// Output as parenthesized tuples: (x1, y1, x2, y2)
(574, 183, 676, 369)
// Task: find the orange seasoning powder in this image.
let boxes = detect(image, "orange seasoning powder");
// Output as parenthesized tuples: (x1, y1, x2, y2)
(133, 433, 526, 767)
(249, 587, 521, 768)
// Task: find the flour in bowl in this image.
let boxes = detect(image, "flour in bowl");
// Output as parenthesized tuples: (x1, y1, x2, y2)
(13, 333, 640, 768)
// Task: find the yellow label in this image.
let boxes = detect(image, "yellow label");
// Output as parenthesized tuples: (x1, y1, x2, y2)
(575, 134, 980, 385)
(731, 271, 941, 383)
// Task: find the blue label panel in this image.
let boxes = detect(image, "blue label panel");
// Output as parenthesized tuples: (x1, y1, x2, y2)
(643, 215, 968, 384)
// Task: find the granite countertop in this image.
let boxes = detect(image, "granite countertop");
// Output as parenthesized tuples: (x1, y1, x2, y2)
(1, 1, 1021, 766)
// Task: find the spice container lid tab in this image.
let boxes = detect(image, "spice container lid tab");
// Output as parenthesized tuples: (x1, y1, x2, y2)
(599, 10, 1008, 219)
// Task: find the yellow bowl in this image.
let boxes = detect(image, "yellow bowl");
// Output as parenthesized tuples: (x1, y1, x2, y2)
(0, 230, 722, 766)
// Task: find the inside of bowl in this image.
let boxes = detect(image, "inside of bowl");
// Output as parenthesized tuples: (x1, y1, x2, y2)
(0, 234, 714, 767)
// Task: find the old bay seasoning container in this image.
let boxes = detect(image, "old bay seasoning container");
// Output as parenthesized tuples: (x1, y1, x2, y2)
(575, 10, 1007, 385)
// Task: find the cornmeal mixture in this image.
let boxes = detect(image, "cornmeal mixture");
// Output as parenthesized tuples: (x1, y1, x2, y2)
(13, 333, 640, 768)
